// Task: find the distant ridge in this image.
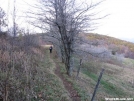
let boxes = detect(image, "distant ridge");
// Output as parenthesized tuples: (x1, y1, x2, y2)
(85, 33, 134, 59)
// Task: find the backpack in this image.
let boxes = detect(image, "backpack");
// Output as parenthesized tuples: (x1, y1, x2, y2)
(49, 47, 52, 50)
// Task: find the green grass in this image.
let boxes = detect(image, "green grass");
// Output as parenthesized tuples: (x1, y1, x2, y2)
(101, 80, 125, 97)
(56, 58, 90, 101)
(31, 48, 69, 101)
(41, 47, 133, 101)
(123, 58, 134, 67)
(82, 68, 126, 97)
(82, 69, 98, 81)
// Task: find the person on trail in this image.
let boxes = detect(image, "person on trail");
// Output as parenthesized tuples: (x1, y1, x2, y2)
(49, 46, 53, 53)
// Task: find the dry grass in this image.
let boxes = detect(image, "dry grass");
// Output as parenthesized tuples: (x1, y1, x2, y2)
(39, 45, 134, 100)
(1, 33, 133, 100)
(79, 58, 134, 101)
(69, 55, 134, 101)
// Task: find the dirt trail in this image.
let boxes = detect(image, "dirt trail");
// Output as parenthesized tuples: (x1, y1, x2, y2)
(53, 56, 81, 101)
(43, 45, 81, 101)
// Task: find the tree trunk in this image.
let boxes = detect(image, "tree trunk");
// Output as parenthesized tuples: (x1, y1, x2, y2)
(4, 81, 8, 101)
(61, 48, 65, 63)
(66, 53, 73, 76)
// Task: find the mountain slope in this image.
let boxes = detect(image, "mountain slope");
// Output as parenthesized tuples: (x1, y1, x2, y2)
(86, 33, 134, 59)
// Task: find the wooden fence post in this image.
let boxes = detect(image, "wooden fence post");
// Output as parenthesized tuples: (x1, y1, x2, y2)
(91, 68, 105, 101)
(76, 59, 82, 80)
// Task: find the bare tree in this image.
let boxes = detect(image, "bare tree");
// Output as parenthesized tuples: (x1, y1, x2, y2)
(13, 0, 16, 37)
(28, 0, 105, 76)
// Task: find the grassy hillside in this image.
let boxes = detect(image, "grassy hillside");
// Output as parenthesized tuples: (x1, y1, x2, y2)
(86, 33, 134, 51)
(0, 33, 134, 101)
(86, 33, 134, 59)
(38, 33, 134, 100)
(41, 45, 134, 101)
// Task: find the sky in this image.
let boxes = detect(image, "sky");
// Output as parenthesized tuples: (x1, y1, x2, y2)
(94, 0, 134, 42)
(0, 0, 134, 42)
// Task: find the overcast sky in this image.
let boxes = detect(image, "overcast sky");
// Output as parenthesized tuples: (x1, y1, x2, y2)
(94, 0, 134, 42)
(0, 0, 134, 42)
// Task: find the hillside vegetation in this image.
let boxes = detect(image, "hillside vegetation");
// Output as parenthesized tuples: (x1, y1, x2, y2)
(0, 33, 134, 101)
(86, 33, 134, 59)
(87, 33, 134, 49)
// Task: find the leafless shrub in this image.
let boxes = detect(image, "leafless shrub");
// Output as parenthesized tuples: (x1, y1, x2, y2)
(0, 34, 46, 101)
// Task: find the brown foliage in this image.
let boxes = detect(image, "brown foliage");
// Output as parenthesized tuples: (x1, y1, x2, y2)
(0, 35, 45, 101)
(87, 33, 134, 59)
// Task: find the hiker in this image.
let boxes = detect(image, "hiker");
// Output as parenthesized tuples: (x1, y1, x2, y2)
(49, 46, 53, 53)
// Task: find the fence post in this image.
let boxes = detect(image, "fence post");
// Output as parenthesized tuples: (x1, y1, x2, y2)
(76, 59, 82, 80)
(91, 68, 105, 101)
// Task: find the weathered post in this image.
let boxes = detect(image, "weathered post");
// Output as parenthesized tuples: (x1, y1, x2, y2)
(91, 68, 105, 101)
(76, 59, 82, 80)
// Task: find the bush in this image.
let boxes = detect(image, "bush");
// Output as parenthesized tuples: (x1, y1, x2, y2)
(0, 36, 45, 101)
